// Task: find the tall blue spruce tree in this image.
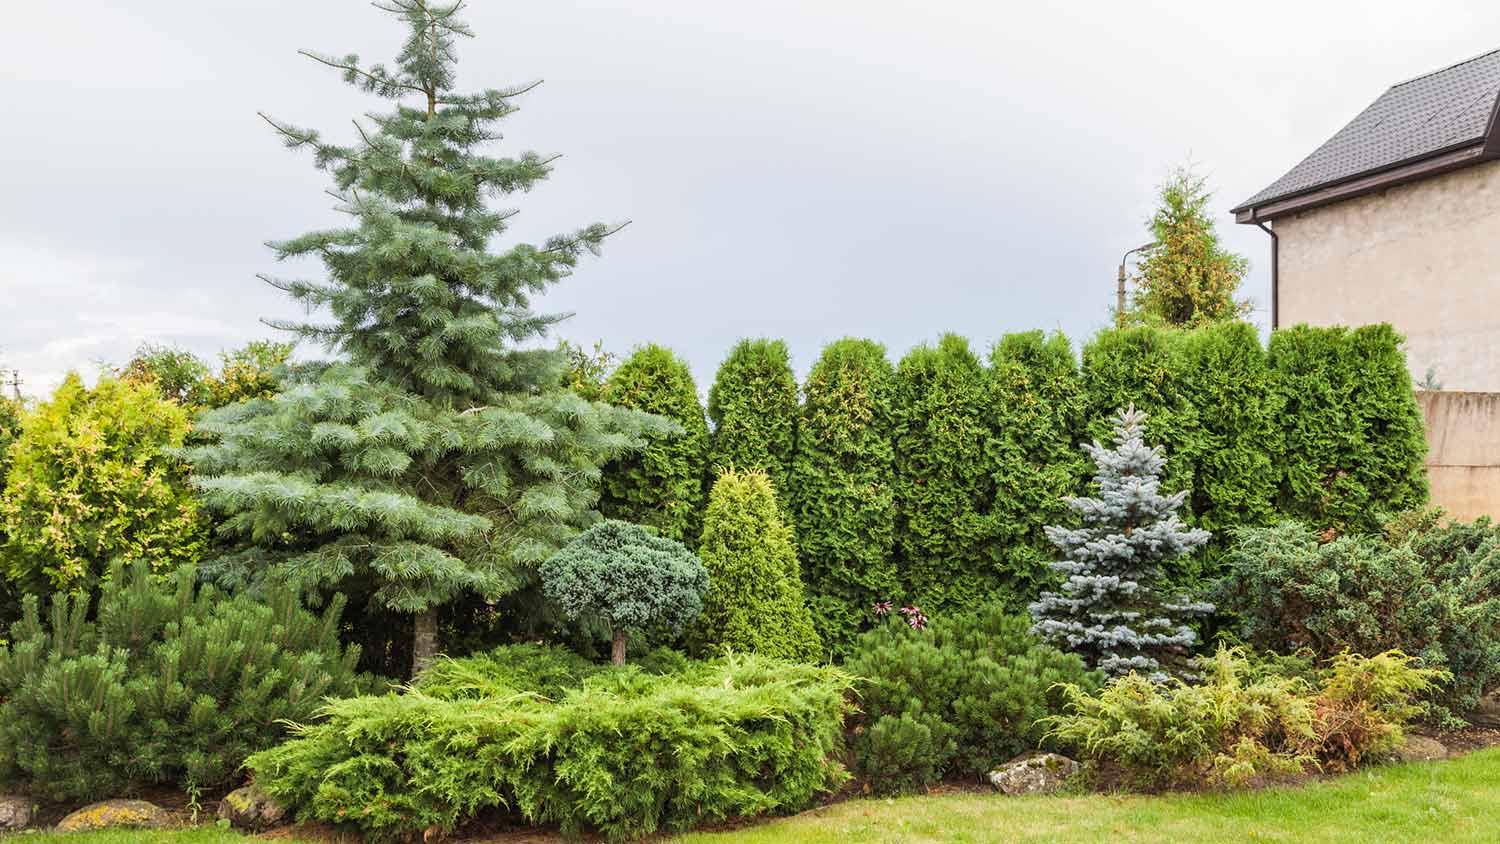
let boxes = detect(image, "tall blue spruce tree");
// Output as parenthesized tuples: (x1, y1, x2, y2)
(1029, 406, 1213, 680)
(186, 1, 664, 673)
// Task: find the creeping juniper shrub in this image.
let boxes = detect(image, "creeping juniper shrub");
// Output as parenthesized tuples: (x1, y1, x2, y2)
(0, 560, 360, 802)
(846, 602, 1097, 794)
(249, 645, 852, 840)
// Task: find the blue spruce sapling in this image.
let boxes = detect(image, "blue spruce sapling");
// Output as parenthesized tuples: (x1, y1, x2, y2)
(1028, 406, 1212, 680)
(541, 520, 708, 665)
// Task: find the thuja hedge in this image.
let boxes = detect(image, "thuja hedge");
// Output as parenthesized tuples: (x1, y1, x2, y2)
(707, 338, 799, 496)
(248, 645, 852, 841)
(596, 324, 1425, 639)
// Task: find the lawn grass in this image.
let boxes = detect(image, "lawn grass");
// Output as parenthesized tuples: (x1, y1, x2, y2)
(12, 749, 1500, 844)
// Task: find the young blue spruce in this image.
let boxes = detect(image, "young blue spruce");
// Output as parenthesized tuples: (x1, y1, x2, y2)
(1029, 406, 1213, 680)
(540, 520, 708, 666)
(186, 1, 667, 674)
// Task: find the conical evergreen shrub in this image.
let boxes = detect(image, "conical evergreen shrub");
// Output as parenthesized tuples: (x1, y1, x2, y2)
(694, 469, 820, 661)
(706, 339, 799, 497)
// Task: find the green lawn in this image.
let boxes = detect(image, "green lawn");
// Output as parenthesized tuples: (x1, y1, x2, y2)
(13, 749, 1500, 844)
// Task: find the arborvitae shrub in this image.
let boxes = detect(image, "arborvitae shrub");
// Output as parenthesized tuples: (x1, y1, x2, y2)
(0, 561, 360, 801)
(845, 603, 1097, 794)
(1176, 322, 1281, 548)
(694, 469, 821, 661)
(1268, 324, 1427, 531)
(600, 345, 709, 544)
(788, 338, 898, 654)
(890, 334, 993, 613)
(706, 339, 799, 497)
(985, 331, 1087, 600)
(1221, 513, 1500, 719)
(248, 646, 853, 840)
(1079, 327, 1198, 500)
(2, 374, 206, 595)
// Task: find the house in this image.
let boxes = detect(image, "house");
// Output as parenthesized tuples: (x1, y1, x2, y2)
(1233, 48, 1500, 520)
(1233, 47, 1500, 390)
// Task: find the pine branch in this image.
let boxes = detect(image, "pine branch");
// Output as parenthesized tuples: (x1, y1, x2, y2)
(298, 50, 426, 94)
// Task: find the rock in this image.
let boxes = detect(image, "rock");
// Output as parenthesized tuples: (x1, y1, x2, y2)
(56, 799, 172, 832)
(0, 795, 33, 831)
(217, 785, 287, 832)
(1392, 734, 1449, 762)
(1470, 691, 1500, 728)
(988, 753, 1081, 796)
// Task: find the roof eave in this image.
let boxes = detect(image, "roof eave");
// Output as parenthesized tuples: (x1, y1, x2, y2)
(1233, 140, 1495, 223)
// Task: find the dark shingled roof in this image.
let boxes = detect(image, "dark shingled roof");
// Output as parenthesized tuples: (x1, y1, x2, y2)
(1234, 47, 1500, 213)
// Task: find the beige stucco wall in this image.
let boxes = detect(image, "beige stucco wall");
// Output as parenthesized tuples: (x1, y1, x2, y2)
(1275, 157, 1500, 391)
(1419, 391, 1500, 521)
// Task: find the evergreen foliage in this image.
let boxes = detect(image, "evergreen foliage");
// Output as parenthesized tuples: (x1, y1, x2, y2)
(706, 338, 799, 497)
(119, 340, 293, 411)
(539, 520, 708, 665)
(1047, 647, 1442, 788)
(1222, 512, 1500, 719)
(846, 603, 1097, 794)
(185, 1, 661, 672)
(559, 339, 615, 402)
(248, 645, 852, 840)
(599, 344, 708, 544)
(1080, 327, 1197, 496)
(119, 343, 212, 407)
(1268, 324, 1427, 531)
(788, 338, 898, 654)
(1029, 407, 1213, 680)
(0, 560, 360, 801)
(694, 469, 821, 661)
(890, 334, 993, 613)
(1129, 165, 1250, 327)
(1176, 322, 1281, 546)
(985, 331, 1087, 599)
(2, 374, 206, 594)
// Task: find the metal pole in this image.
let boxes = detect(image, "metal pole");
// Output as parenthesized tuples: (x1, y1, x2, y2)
(1116, 242, 1156, 328)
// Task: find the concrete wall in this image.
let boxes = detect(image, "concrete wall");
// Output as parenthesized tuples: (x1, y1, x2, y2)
(1275, 157, 1500, 391)
(1419, 391, 1500, 521)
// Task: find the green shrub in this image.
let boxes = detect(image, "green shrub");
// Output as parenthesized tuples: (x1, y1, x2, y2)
(1046, 646, 1442, 789)
(891, 334, 993, 613)
(984, 331, 1087, 601)
(788, 338, 899, 655)
(846, 603, 1097, 793)
(694, 469, 821, 660)
(1267, 324, 1427, 531)
(707, 338, 799, 498)
(248, 646, 852, 840)
(1220, 514, 1500, 718)
(600, 345, 708, 544)
(540, 519, 708, 665)
(1, 374, 207, 594)
(0, 560, 360, 801)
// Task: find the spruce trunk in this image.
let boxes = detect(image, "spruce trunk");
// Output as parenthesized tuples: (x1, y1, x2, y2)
(611, 628, 627, 666)
(412, 608, 440, 675)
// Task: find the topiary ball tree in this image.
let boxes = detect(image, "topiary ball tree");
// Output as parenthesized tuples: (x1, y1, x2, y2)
(540, 520, 708, 665)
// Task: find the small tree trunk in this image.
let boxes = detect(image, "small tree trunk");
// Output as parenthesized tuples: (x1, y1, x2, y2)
(610, 628, 627, 666)
(412, 608, 440, 676)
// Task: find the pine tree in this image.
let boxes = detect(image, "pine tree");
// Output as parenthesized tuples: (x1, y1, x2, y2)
(706, 339, 799, 498)
(599, 345, 709, 544)
(788, 338, 898, 653)
(186, 1, 662, 674)
(1129, 165, 1250, 328)
(1029, 407, 1213, 680)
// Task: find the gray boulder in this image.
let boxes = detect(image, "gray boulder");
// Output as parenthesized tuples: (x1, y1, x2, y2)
(988, 752, 1080, 796)
(217, 785, 288, 832)
(1391, 734, 1449, 762)
(56, 799, 172, 832)
(0, 795, 33, 831)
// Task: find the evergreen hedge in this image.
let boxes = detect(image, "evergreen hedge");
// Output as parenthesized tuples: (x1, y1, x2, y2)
(706, 338, 799, 499)
(788, 338, 899, 653)
(890, 334, 994, 614)
(600, 345, 709, 544)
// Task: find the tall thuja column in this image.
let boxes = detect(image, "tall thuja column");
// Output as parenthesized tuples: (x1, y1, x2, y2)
(1029, 406, 1213, 680)
(187, 1, 663, 675)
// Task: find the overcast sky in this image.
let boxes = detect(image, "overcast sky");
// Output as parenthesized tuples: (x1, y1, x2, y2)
(4, 0, 1498, 397)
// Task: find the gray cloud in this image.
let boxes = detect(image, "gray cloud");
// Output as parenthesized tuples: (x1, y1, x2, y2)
(4, 0, 1497, 395)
